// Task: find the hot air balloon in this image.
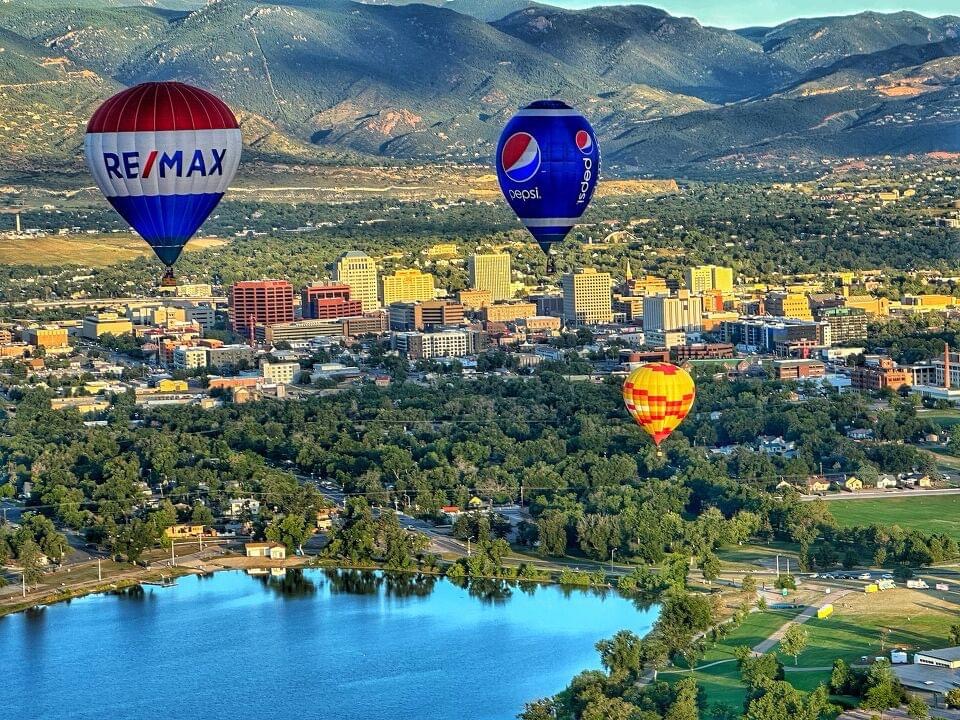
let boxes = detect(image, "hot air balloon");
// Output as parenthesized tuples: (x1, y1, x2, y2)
(496, 100, 599, 268)
(623, 362, 696, 454)
(85, 81, 242, 286)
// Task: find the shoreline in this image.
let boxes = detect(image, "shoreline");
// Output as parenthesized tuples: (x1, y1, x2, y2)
(0, 552, 632, 618)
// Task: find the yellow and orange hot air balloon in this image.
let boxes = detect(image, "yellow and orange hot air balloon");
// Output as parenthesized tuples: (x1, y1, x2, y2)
(623, 362, 696, 452)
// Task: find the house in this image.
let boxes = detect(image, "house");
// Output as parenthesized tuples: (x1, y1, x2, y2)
(757, 436, 797, 458)
(228, 498, 261, 518)
(840, 476, 862, 492)
(316, 507, 338, 531)
(804, 476, 831, 493)
(164, 524, 213, 540)
(875, 474, 898, 489)
(899, 474, 933, 489)
(244, 542, 286, 560)
(846, 428, 873, 440)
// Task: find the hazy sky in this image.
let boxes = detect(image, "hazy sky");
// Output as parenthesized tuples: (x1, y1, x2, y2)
(550, 1, 956, 28)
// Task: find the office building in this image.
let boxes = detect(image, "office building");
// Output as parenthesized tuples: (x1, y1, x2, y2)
(482, 302, 537, 323)
(765, 291, 813, 320)
(645, 330, 686, 349)
(82, 312, 134, 340)
(333, 251, 379, 311)
(392, 330, 484, 360)
(229, 280, 295, 335)
(529, 293, 564, 318)
(672, 343, 735, 361)
(685, 265, 734, 293)
(520, 316, 562, 332)
(380, 269, 436, 306)
(185, 303, 216, 331)
(301, 283, 363, 320)
(458, 289, 492, 310)
(562, 268, 612, 325)
(173, 346, 207, 370)
(850, 357, 910, 391)
(814, 306, 868, 344)
(721, 316, 830, 357)
(642, 291, 704, 332)
(468, 253, 511, 302)
(207, 345, 254, 370)
(845, 295, 890, 317)
(773, 359, 826, 380)
(261, 361, 301, 385)
(389, 301, 464, 332)
(21, 326, 68, 348)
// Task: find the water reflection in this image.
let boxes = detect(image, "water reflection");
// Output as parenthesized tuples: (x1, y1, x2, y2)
(253, 568, 318, 598)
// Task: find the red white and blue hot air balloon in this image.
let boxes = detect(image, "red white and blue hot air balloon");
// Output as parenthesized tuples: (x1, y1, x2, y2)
(85, 81, 241, 284)
(496, 100, 599, 263)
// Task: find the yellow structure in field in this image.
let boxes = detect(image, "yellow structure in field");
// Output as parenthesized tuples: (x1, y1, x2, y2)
(865, 584, 878, 593)
(817, 604, 834, 619)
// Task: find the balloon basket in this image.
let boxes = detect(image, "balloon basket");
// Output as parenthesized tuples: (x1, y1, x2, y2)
(160, 269, 177, 287)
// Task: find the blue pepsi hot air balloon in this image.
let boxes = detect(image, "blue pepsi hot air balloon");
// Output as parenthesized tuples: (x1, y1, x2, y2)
(496, 99, 600, 262)
(85, 82, 242, 285)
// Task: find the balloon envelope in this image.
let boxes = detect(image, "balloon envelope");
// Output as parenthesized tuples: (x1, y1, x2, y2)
(623, 362, 696, 447)
(85, 82, 241, 268)
(495, 99, 599, 255)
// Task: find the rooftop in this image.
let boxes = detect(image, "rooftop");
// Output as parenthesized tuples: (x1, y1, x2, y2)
(919, 647, 960, 662)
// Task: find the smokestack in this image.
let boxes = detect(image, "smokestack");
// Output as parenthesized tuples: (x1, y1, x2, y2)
(945, 342, 951, 390)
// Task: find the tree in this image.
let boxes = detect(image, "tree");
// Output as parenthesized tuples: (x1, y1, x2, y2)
(741, 574, 757, 595)
(745, 681, 833, 720)
(265, 513, 311, 553)
(596, 630, 644, 684)
(18, 537, 45, 586)
(946, 688, 960, 709)
(190, 501, 215, 526)
(666, 677, 700, 720)
(740, 653, 784, 688)
(779, 624, 808, 666)
(906, 695, 929, 720)
(862, 660, 903, 719)
(518, 698, 558, 720)
(830, 658, 853, 695)
(700, 552, 721, 582)
(949, 623, 960, 646)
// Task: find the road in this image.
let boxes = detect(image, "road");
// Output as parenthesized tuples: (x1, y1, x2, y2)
(801, 487, 960, 501)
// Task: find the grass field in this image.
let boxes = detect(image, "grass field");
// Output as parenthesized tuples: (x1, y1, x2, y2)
(918, 409, 960, 428)
(0, 234, 227, 267)
(827, 495, 960, 541)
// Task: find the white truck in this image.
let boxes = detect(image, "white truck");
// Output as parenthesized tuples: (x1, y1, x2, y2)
(906, 579, 929, 589)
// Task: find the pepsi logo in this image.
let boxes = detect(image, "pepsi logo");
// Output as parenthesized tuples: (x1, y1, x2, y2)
(501, 132, 541, 183)
(575, 130, 593, 154)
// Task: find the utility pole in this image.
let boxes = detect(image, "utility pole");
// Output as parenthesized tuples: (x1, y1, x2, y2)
(519, 482, 524, 507)
(97, 558, 102, 582)
(776, 554, 780, 578)
(22, 570, 26, 598)
(171, 543, 175, 567)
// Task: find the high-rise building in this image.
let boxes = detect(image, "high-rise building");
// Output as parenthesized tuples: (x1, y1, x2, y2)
(333, 251, 379, 311)
(229, 280, 295, 335)
(642, 291, 704, 332)
(562, 268, 612, 325)
(814, 306, 868, 344)
(685, 265, 734, 293)
(765, 291, 812, 320)
(389, 300, 464, 331)
(380, 269, 436, 306)
(468, 253, 511, 302)
(301, 283, 363, 320)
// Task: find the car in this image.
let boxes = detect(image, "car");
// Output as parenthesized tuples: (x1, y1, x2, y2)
(858, 573, 872, 580)
(880, 573, 893, 580)
(810, 573, 819, 579)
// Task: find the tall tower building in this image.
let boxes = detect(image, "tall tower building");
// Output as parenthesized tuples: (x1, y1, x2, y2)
(642, 291, 704, 332)
(685, 265, 734, 293)
(229, 280, 295, 335)
(468, 253, 511, 302)
(562, 268, 612, 325)
(380, 269, 436, 306)
(333, 251, 380, 311)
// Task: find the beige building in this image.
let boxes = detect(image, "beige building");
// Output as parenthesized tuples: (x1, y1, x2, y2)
(380, 269, 436, 306)
(642, 291, 704, 332)
(521, 316, 562, 332)
(21, 326, 68, 348)
(82, 312, 134, 340)
(685, 265, 734, 293)
(845, 295, 890, 317)
(468, 253, 511, 302)
(173, 346, 207, 370)
(458, 289, 492, 309)
(562, 268, 612, 325)
(483, 302, 537, 323)
(334, 251, 380, 311)
(766, 292, 813, 320)
(261, 361, 301, 385)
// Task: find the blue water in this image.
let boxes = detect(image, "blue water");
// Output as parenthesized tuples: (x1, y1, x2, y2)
(2, 569, 658, 720)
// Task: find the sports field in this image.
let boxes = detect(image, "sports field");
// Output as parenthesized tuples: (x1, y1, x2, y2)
(827, 495, 960, 541)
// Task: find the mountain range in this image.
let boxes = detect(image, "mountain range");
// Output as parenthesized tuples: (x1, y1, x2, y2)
(0, 0, 958, 178)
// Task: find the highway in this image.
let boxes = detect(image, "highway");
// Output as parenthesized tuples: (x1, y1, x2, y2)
(801, 486, 960, 501)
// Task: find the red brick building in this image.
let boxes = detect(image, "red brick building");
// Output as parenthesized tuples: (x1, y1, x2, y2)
(301, 283, 363, 320)
(230, 280, 294, 335)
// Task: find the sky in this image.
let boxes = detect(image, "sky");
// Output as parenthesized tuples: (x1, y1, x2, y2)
(549, 1, 957, 28)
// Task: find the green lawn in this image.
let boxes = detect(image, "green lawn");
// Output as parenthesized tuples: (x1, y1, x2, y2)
(827, 495, 960, 542)
(918, 409, 960, 428)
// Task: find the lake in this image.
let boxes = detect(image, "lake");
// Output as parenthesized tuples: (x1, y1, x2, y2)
(3, 569, 659, 720)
